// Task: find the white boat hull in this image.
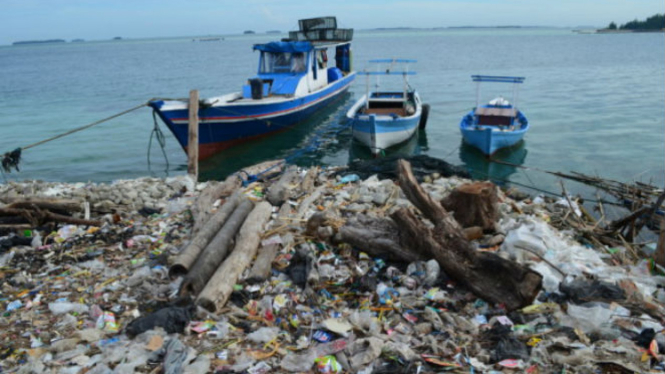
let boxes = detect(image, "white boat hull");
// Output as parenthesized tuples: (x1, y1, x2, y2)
(347, 92, 422, 156)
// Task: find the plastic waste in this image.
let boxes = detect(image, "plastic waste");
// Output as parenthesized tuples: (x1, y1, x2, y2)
(125, 305, 193, 337)
(559, 277, 625, 303)
(338, 174, 360, 184)
(247, 327, 279, 343)
(6, 300, 22, 311)
(315, 355, 342, 373)
(157, 338, 189, 374)
(48, 301, 89, 315)
(561, 302, 625, 338)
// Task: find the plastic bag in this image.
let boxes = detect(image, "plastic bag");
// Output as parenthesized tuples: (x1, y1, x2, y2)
(48, 301, 89, 315)
(125, 305, 193, 337)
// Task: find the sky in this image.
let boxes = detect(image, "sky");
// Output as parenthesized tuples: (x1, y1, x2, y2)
(0, 0, 662, 45)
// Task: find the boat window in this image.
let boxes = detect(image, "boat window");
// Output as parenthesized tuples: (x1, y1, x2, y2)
(260, 52, 292, 73)
(291, 53, 306, 73)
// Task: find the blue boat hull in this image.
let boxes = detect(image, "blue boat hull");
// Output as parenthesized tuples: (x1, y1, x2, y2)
(459, 109, 529, 155)
(149, 73, 355, 160)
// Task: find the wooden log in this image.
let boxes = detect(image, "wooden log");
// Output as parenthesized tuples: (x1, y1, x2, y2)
(187, 90, 199, 180)
(266, 165, 300, 206)
(462, 226, 483, 241)
(169, 191, 242, 278)
(191, 174, 242, 234)
(246, 243, 280, 284)
(299, 167, 318, 194)
(396, 159, 542, 311)
(238, 159, 285, 182)
(0, 207, 101, 227)
(655, 216, 665, 268)
(340, 214, 427, 263)
(197, 201, 272, 312)
(179, 198, 254, 297)
(44, 211, 101, 227)
(274, 202, 293, 227)
(3, 198, 83, 213)
(441, 181, 499, 232)
(297, 185, 326, 219)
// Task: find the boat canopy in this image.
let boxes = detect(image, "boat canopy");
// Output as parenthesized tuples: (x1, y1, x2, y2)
(472, 75, 525, 84)
(253, 41, 313, 53)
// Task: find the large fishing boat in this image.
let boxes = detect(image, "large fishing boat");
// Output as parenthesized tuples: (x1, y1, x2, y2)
(149, 17, 355, 160)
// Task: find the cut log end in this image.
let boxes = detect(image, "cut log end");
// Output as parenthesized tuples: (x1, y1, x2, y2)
(168, 264, 188, 279)
(197, 298, 216, 313)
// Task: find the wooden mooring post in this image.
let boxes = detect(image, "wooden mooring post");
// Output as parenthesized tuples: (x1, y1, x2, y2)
(188, 89, 199, 180)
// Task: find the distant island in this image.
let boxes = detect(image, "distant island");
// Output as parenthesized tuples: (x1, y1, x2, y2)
(243, 30, 255, 35)
(71, 39, 85, 43)
(266, 30, 281, 34)
(112, 37, 122, 40)
(12, 39, 65, 46)
(599, 13, 664, 33)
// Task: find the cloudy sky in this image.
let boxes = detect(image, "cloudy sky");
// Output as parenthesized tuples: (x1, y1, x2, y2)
(0, 0, 662, 45)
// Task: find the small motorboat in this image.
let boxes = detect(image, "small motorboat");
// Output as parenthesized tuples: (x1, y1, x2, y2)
(459, 75, 529, 156)
(346, 59, 428, 156)
(148, 17, 355, 160)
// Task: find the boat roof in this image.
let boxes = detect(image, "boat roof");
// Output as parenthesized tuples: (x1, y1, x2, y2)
(360, 58, 417, 75)
(472, 75, 525, 84)
(369, 59, 417, 63)
(358, 71, 416, 76)
(253, 41, 313, 53)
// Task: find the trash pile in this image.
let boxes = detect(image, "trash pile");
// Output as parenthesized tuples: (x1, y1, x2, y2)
(1, 157, 665, 373)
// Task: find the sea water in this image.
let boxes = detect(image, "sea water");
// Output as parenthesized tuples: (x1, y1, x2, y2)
(0, 28, 663, 198)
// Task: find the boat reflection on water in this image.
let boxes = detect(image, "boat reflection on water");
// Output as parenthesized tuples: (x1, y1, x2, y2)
(348, 129, 427, 162)
(459, 139, 528, 185)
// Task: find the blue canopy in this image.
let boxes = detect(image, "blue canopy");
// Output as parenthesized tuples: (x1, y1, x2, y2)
(253, 41, 313, 53)
(472, 75, 525, 84)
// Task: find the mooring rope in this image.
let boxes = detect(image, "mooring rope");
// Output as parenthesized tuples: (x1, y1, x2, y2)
(1, 101, 149, 173)
(147, 110, 170, 171)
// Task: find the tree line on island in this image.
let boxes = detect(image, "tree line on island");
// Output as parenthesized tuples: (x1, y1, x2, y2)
(607, 13, 664, 31)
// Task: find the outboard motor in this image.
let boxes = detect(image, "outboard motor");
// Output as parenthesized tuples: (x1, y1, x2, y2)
(249, 78, 263, 100)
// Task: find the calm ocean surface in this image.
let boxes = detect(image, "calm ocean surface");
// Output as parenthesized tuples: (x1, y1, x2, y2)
(1, 28, 663, 198)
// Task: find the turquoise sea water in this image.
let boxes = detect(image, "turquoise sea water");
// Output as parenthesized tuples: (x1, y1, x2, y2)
(0, 28, 663, 198)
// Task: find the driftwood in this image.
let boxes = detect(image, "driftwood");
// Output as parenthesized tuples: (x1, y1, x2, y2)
(3, 198, 84, 214)
(246, 243, 280, 284)
(0, 206, 100, 227)
(656, 217, 665, 268)
(394, 159, 542, 311)
(442, 181, 498, 232)
(300, 166, 318, 194)
(340, 214, 426, 263)
(191, 175, 241, 234)
(179, 199, 254, 297)
(266, 165, 300, 206)
(238, 159, 285, 182)
(298, 185, 326, 219)
(197, 201, 272, 312)
(169, 191, 242, 278)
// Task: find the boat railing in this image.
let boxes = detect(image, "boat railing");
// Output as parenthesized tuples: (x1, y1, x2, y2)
(471, 75, 526, 111)
(288, 28, 353, 42)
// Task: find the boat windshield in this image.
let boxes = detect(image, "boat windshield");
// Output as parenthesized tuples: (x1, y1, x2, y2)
(260, 52, 306, 74)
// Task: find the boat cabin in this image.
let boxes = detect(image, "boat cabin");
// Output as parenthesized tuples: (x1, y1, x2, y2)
(474, 106, 517, 126)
